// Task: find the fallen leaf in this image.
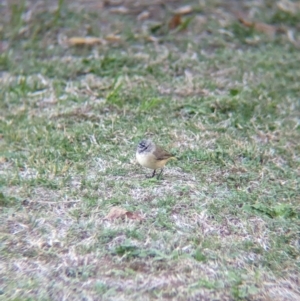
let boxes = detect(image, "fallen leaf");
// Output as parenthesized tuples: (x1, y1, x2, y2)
(105, 34, 122, 42)
(253, 22, 277, 38)
(105, 207, 128, 220)
(109, 6, 129, 14)
(169, 14, 182, 30)
(105, 207, 143, 221)
(68, 36, 103, 46)
(277, 0, 300, 14)
(254, 23, 277, 37)
(137, 10, 150, 21)
(145, 35, 159, 43)
(125, 211, 144, 221)
(173, 5, 193, 15)
(237, 14, 277, 38)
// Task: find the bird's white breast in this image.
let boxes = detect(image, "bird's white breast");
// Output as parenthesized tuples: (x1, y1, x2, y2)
(136, 151, 156, 169)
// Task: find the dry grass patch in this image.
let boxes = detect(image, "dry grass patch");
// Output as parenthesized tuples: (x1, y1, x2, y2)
(1, 0, 300, 300)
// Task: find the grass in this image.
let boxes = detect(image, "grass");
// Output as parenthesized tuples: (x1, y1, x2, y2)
(0, 0, 300, 300)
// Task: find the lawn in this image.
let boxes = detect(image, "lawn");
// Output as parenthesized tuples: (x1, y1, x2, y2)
(0, 0, 299, 300)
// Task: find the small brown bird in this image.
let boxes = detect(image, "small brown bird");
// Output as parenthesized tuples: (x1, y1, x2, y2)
(136, 139, 176, 179)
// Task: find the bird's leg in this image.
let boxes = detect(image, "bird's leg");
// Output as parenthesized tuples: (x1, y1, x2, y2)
(157, 168, 164, 180)
(146, 169, 156, 178)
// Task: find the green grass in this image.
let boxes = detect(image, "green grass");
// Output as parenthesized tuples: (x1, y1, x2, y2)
(0, 0, 300, 300)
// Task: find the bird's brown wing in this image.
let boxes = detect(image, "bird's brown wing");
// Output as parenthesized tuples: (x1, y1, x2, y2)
(153, 146, 175, 161)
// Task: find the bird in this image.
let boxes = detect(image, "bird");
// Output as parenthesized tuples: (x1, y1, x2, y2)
(136, 139, 176, 179)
